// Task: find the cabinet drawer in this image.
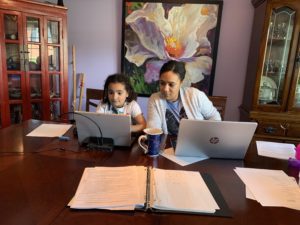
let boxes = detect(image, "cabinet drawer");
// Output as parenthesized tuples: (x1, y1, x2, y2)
(287, 124, 300, 138)
(256, 122, 285, 136)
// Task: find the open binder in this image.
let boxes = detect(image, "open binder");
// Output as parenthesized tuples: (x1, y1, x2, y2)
(69, 166, 230, 216)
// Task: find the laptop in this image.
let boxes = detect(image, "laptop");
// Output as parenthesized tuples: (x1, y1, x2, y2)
(74, 111, 132, 147)
(175, 119, 257, 159)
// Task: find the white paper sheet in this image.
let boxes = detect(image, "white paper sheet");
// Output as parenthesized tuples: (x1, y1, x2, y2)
(246, 187, 256, 200)
(245, 176, 298, 201)
(152, 168, 219, 213)
(256, 141, 295, 160)
(235, 167, 300, 210)
(160, 147, 207, 166)
(69, 166, 145, 210)
(26, 124, 72, 137)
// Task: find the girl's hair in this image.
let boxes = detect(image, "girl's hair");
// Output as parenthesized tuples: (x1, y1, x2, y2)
(102, 73, 137, 104)
(159, 60, 186, 81)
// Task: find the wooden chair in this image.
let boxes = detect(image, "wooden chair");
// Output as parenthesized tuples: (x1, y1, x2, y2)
(85, 88, 104, 111)
(208, 96, 227, 120)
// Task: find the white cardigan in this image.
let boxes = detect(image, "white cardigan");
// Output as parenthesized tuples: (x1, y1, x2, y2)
(147, 87, 221, 134)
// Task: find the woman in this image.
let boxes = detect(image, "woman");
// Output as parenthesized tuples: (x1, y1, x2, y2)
(147, 60, 221, 135)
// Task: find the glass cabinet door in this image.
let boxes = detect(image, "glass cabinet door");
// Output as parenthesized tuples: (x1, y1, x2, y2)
(24, 16, 44, 120)
(258, 7, 295, 106)
(47, 18, 62, 118)
(26, 17, 41, 71)
(291, 51, 300, 109)
(4, 14, 18, 40)
(3, 13, 24, 125)
(29, 74, 42, 98)
(8, 74, 22, 100)
(5, 43, 21, 71)
(4, 14, 22, 71)
(10, 104, 22, 124)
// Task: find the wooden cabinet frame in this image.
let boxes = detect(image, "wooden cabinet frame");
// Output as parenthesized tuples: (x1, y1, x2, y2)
(240, 0, 300, 142)
(0, 0, 68, 128)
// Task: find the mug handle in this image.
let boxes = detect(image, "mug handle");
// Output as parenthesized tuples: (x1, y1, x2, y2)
(138, 135, 148, 154)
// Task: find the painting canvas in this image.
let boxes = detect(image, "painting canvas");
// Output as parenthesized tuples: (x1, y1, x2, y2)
(121, 0, 223, 96)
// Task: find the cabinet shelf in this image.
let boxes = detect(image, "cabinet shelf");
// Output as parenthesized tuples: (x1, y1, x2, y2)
(267, 38, 290, 44)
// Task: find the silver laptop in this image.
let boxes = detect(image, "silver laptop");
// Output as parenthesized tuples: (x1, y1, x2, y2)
(74, 111, 132, 146)
(175, 119, 257, 159)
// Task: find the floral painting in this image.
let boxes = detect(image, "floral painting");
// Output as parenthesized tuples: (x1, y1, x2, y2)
(121, 0, 223, 96)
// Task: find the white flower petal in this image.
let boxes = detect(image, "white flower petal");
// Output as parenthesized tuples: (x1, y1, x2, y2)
(196, 14, 217, 41)
(183, 56, 212, 87)
(125, 44, 156, 67)
(128, 17, 168, 60)
(126, 4, 171, 60)
(124, 28, 156, 66)
(167, 4, 217, 59)
(126, 3, 171, 35)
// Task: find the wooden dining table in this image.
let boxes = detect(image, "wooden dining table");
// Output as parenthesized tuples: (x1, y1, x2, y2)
(0, 119, 299, 225)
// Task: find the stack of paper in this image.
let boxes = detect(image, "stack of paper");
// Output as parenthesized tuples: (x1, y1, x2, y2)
(152, 168, 219, 213)
(69, 166, 146, 210)
(235, 167, 300, 210)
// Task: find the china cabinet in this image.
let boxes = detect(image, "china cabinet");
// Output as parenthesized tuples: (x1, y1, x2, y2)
(0, 0, 68, 128)
(240, 0, 300, 142)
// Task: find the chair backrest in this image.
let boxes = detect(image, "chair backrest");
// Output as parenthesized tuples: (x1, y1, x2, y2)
(86, 88, 104, 112)
(85, 88, 226, 118)
(208, 96, 227, 120)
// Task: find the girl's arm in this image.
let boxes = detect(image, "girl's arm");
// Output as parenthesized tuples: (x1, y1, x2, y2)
(131, 114, 146, 133)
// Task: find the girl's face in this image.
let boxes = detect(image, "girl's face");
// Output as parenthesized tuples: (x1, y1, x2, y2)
(159, 71, 182, 102)
(107, 82, 129, 108)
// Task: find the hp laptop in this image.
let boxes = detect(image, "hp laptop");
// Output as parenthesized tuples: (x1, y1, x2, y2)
(175, 119, 257, 159)
(74, 111, 132, 147)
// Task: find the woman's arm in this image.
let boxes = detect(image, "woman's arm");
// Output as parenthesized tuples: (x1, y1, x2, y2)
(199, 92, 221, 121)
(147, 94, 163, 129)
(183, 88, 221, 121)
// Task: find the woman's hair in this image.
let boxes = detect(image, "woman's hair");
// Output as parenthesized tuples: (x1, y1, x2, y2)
(159, 60, 186, 81)
(102, 73, 137, 104)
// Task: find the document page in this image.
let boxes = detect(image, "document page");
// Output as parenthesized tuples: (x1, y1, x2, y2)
(160, 147, 207, 166)
(70, 166, 144, 210)
(151, 168, 219, 213)
(27, 124, 72, 137)
(235, 167, 300, 210)
(256, 141, 295, 160)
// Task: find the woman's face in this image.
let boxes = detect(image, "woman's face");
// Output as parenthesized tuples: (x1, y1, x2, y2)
(159, 71, 182, 102)
(107, 82, 129, 108)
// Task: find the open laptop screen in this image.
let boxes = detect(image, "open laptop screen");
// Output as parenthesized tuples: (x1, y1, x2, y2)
(74, 111, 132, 146)
(175, 119, 257, 159)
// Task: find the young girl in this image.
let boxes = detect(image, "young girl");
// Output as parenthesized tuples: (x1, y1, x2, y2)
(96, 74, 146, 133)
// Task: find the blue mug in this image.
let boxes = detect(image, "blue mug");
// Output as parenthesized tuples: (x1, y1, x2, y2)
(138, 128, 163, 157)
